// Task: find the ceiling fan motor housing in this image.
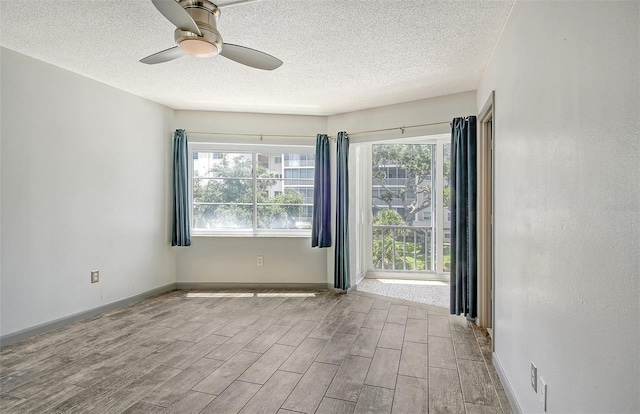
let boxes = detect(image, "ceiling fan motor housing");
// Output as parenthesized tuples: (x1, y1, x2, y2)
(174, 0, 223, 56)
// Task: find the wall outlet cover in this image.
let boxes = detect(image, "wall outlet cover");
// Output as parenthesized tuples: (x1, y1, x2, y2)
(539, 377, 547, 411)
(91, 270, 99, 283)
(530, 362, 537, 392)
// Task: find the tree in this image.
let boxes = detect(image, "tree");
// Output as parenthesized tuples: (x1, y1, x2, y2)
(257, 190, 304, 229)
(193, 154, 304, 229)
(372, 143, 452, 223)
(372, 144, 432, 225)
(372, 209, 405, 227)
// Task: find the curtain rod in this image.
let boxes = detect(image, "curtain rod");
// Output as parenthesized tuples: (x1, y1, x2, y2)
(347, 120, 451, 136)
(186, 120, 451, 141)
(186, 131, 317, 140)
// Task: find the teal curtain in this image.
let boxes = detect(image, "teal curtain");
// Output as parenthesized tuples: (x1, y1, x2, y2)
(171, 129, 191, 246)
(334, 131, 350, 290)
(450, 117, 477, 317)
(312, 134, 331, 247)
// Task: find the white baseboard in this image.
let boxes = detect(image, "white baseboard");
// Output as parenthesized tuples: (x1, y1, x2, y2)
(493, 352, 523, 414)
(1, 283, 177, 347)
(176, 282, 331, 290)
(1, 280, 347, 347)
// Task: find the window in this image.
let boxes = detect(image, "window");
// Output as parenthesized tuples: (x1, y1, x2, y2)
(190, 144, 315, 235)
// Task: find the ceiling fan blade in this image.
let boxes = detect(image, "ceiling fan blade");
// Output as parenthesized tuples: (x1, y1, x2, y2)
(151, 0, 201, 35)
(140, 46, 185, 64)
(220, 43, 283, 71)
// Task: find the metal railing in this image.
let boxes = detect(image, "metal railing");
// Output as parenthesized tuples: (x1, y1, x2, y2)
(372, 177, 431, 186)
(372, 225, 434, 272)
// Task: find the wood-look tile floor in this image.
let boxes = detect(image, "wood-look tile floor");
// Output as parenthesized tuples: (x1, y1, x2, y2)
(0, 289, 512, 414)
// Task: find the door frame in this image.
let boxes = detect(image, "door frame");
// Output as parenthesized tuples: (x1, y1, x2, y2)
(477, 91, 495, 338)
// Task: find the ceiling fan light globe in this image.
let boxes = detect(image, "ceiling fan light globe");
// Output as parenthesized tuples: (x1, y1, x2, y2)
(179, 39, 220, 58)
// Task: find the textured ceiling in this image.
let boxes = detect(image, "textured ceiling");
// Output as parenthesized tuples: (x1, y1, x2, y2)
(0, 0, 513, 115)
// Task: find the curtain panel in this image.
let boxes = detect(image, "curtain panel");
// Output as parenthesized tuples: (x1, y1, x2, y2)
(334, 131, 350, 290)
(171, 129, 191, 247)
(312, 134, 332, 248)
(450, 117, 477, 317)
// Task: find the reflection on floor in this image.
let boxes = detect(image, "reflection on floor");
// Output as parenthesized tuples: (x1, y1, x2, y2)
(357, 278, 450, 309)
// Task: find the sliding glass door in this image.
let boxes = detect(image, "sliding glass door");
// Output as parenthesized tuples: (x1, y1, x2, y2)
(368, 135, 450, 279)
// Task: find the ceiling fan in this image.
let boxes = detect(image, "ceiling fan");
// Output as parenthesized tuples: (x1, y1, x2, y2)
(140, 0, 282, 70)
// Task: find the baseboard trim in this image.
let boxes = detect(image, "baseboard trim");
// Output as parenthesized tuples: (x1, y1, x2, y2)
(176, 282, 331, 290)
(492, 352, 523, 414)
(0, 283, 177, 347)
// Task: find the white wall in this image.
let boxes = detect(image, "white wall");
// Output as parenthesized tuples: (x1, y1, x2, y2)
(477, 2, 639, 412)
(174, 110, 329, 285)
(327, 90, 477, 142)
(0, 48, 176, 337)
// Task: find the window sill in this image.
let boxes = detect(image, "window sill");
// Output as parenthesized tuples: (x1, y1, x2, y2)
(192, 232, 311, 239)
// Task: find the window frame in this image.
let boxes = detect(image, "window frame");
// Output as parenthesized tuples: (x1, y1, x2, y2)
(188, 142, 315, 237)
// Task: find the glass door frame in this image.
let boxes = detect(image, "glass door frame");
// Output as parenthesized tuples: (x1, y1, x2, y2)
(364, 134, 450, 281)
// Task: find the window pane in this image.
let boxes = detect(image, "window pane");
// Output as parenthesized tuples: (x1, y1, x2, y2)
(443, 143, 451, 272)
(256, 176, 313, 229)
(193, 152, 252, 178)
(193, 204, 253, 230)
(256, 153, 313, 225)
(371, 143, 434, 271)
(256, 177, 283, 201)
(193, 178, 253, 204)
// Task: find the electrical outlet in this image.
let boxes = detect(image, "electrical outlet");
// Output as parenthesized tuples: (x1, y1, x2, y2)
(539, 377, 547, 411)
(257, 256, 264, 266)
(91, 270, 99, 284)
(531, 362, 537, 392)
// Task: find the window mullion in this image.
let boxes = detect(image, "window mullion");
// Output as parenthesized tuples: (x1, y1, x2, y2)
(253, 152, 258, 233)
(188, 144, 195, 232)
(435, 141, 445, 274)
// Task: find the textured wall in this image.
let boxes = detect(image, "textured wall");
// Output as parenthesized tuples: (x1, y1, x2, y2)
(478, 1, 639, 412)
(1, 48, 176, 336)
(327, 91, 477, 142)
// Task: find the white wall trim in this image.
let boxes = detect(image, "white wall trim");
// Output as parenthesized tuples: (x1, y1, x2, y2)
(477, 90, 495, 330)
(493, 352, 522, 414)
(0, 283, 177, 347)
(176, 282, 331, 290)
(365, 272, 450, 283)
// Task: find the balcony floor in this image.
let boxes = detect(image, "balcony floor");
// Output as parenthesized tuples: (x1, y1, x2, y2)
(357, 278, 450, 309)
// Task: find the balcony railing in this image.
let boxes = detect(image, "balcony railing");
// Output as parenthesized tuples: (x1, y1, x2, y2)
(372, 225, 434, 272)
(372, 176, 431, 186)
